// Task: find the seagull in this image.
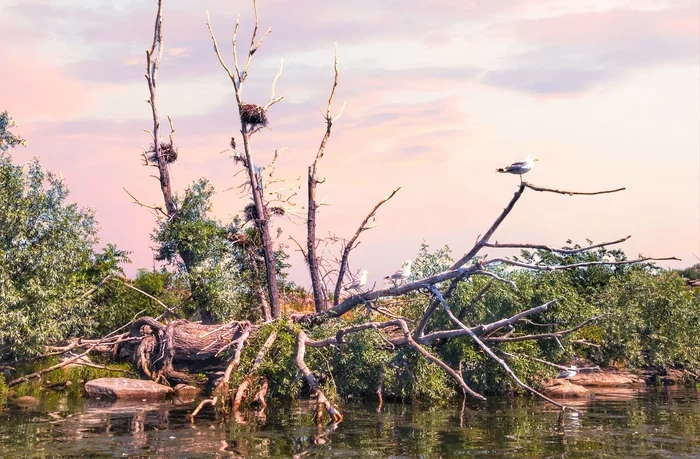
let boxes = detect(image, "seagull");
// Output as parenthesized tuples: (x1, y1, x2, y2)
(385, 260, 412, 284)
(496, 156, 539, 182)
(556, 366, 578, 380)
(344, 270, 369, 291)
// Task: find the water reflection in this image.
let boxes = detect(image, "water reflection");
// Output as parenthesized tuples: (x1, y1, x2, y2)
(0, 387, 699, 457)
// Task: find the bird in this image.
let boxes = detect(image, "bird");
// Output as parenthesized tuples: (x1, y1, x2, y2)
(385, 260, 412, 284)
(556, 366, 578, 380)
(496, 155, 539, 182)
(344, 270, 369, 291)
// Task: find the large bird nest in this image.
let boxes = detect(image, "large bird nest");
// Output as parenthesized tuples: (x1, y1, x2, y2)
(243, 203, 285, 222)
(243, 203, 258, 222)
(240, 104, 269, 129)
(148, 142, 179, 165)
(269, 206, 286, 218)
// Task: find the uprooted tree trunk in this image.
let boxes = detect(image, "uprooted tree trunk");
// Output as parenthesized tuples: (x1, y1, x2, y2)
(118, 317, 251, 386)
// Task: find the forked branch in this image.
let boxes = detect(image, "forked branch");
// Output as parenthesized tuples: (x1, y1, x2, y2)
(426, 286, 574, 411)
(333, 187, 401, 305)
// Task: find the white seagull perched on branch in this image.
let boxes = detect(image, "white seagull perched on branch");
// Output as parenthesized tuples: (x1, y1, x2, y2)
(556, 366, 578, 380)
(385, 260, 412, 284)
(496, 155, 538, 182)
(344, 270, 369, 291)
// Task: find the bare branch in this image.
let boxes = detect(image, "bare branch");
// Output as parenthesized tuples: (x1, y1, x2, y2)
(414, 183, 527, 337)
(298, 264, 481, 326)
(502, 352, 600, 373)
(484, 235, 631, 254)
(484, 256, 680, 271)
(142, 0, 178, 217)
(263, 58, 284, 110)
(123, 187, 168, 218)
(307, 46, 345, 313)
(483, 314, 606, 343)
(205, 10, 237, 86)
(524, 182, 626, 196)
(115, 277, 177, 317)
(333, 187, 401, 305)
(472, 270, 517, 289)
(396, 319, 485, 401)
(426, 286, 573, 411)
(420, 301, 556, 344)
(233, 331, 278, 411)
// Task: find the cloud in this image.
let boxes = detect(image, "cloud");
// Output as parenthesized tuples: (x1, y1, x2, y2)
(482, 6, 698, 94)
(0, 48, 91, 122)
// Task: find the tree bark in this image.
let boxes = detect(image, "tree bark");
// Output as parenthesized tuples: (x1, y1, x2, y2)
(307, 166, 326, 312)
(242, 130, 280, 319)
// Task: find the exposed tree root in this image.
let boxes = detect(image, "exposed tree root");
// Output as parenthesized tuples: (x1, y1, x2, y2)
(296, 331, 343, 423)
(376, 365, 384, 413)
(254, 378, 269, 408)
(232, 331, 278, 412)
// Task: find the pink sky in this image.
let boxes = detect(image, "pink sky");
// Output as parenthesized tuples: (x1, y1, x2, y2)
(2, 0, 698, 285)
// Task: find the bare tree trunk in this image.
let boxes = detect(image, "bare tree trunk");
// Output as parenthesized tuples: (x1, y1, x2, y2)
(206, 5, 282, 319)
(305, 47, 345, 313)
(145, 0, 176, 218)
(307, 167, 326, 312)
(242, 130, 280, 319)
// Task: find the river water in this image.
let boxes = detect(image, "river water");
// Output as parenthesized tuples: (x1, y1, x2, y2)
(0, 387, 698, 458)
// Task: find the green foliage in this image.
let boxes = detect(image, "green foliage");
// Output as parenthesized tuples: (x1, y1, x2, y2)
(0, 155, 100, 358)
(9, 356, 135, 399)
(0, 111, 26, 152)
(234, 321, 304, 403)
(0, 374, 6, 408)
(597, 270, 700, 371)
(678, 263, 700, 281)
(153, 178, 289, 322)
(87, 268, 188, 334)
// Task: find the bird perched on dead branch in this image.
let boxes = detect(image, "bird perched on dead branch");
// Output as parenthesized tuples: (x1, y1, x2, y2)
(497, 155, 538, 182)
(385, 260, 411, 285)
(344, 270, 369, 291)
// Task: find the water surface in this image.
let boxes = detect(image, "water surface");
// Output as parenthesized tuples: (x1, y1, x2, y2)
(1, 387, 699, 457)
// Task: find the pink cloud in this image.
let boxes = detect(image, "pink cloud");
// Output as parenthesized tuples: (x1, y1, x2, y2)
(0, 48, 91, 122)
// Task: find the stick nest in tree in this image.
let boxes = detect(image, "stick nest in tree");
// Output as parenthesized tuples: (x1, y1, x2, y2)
(269, 206, 286, 217)
(148, 142, 179, 165)
(240, 104, 269, 129)
(244, 203, 258, 222)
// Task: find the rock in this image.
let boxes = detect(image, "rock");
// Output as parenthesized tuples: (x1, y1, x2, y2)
(84, 378, 174, 400)
(10, 396, 40, 407)
(542, 379, 590, 398)
(174, 384, 201, 401)
(571, 370, 643, 387)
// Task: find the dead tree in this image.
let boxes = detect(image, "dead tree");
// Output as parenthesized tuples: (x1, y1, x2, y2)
(301, 48, 402, 312)
(206, 2, 284, 319)
(304, 47, 346, 313)
(128, 0, 218, 322)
